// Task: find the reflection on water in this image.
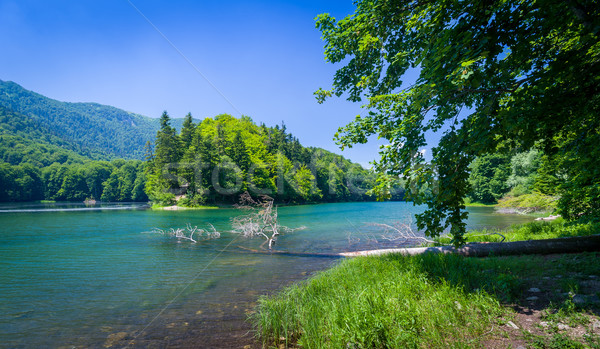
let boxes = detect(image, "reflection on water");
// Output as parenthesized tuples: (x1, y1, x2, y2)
(0, 202, 533, 348)
(0, 201, 150, 213)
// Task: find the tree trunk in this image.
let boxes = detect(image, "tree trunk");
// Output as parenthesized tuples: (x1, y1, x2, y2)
(339, 235, 600, 257)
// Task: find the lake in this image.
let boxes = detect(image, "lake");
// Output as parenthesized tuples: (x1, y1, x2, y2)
(0, 201, 533, 348)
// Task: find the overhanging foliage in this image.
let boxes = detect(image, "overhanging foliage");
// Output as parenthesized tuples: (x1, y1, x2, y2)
(316, 0, 600, 246)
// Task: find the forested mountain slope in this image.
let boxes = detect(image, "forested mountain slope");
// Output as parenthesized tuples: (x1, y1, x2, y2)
(0, 80, 385, 204)
(0, 80, 189, 160)
(0, 106, 101, 165)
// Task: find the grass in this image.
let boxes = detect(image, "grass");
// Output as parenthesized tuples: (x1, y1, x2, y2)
(465, 202, 498, 207)
(433, 218, 600, 245)
(254, 252, 600, 348)
(254, 253, 513, 348)
(253, 219, 600, 348)
(497, 192, 559, 213)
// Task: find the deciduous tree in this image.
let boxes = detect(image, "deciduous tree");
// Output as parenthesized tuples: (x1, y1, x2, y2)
(316, 0, 600, 245)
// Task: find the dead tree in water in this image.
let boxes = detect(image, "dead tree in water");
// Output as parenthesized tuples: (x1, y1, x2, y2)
(231, 192, 304, 250)
(151, 223, 220, 243)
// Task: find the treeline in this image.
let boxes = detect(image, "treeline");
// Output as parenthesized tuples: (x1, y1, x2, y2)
(1, 110, 387, 205)
(0, 160, 147, 203)
(145, 113, 386, 206)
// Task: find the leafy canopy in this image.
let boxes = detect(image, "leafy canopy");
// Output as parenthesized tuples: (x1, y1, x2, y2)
(316, 0, 600, 246)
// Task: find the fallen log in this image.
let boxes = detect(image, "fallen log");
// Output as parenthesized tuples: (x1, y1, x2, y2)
(339, 234, 600, 257)
(234, 245, 343, 258)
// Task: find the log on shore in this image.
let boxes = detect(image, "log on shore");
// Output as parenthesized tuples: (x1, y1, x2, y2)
(339, 234, 600, 257)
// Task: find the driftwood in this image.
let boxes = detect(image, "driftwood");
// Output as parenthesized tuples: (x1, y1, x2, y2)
(231, 192, 305, 250)
(340, 234, 600, 257)
(150, 223, 220, 243)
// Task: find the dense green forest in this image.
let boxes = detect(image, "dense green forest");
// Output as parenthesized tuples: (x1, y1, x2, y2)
(0, 105, 148, 202)
(0, 79, 566, 208)
(0, 80, 191, 160)
(0, 81, 386, 204)
(467, 147, 560, 210)
(145, 112, 382, 206)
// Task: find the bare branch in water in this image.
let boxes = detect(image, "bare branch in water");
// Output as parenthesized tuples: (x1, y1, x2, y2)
(150, 223, 220, 243)
(362, 217, 440, 245)
(231, 191, 304, 250)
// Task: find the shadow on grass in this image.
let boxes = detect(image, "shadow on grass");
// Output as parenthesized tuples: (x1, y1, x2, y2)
(253, 250, 600, 348)
(397, 252, 600, 317)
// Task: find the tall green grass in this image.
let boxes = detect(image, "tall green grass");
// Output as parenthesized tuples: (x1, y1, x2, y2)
(253, 254, 516, 348)
(253, 220, 600, 348)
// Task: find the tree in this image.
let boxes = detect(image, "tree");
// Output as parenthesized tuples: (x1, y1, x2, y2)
(506, 149, 542, 196)
(231, 192, 305, 250)
(179, 112, 195, 149)
(316, 0, 600, 245)
(57, 167, 89, 201)
(84, 161, 113, 200)
(154, 111, 181, 166)
(468, 153, 511, 203)
(293, 165, 322, 201)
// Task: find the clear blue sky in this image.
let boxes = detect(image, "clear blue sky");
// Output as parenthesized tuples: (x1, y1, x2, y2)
(0, 0, 430, 166)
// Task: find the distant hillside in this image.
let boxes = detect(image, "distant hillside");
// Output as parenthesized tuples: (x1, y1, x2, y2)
(0, 80, 398, 204)
(0, 80, 190, 160)
(0, 106, 92, 166)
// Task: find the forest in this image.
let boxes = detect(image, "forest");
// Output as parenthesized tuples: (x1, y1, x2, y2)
(0, 87, 561, 208)
(144, 112, 381, 206)
(467, 147, 559, 211)
(0, 100, 386, 204)
(0, 80, 390, 205)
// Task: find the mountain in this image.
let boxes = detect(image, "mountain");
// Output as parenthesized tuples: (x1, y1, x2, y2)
(0, 80, 190, 160)
(0, 80, 395, 204)
(0, 106, 92, 167)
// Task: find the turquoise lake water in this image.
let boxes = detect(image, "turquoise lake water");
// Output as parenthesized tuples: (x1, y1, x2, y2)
(0, 202, 534, 348)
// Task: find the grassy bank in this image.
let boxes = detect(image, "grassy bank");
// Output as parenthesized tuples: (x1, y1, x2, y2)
(253, 222, 600, 348)
(464, 201, 498, 207)
(466, 192, 558, 214)
(434, 218, 600, 245)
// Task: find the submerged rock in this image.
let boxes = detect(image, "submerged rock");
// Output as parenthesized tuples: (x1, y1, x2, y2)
(104, 331, 128, 348)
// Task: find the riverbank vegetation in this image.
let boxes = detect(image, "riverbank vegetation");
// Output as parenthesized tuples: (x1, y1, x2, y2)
(254, 214, 600, 347)
(468, 148, 559, 213)
(433, 218, 600, 245)
(254, 247, 600, 348)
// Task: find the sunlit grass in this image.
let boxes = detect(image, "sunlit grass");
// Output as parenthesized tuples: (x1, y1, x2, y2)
(253, 217, 600, 348)
(253, 253, 511, 348)
(434, 218, 600, 245)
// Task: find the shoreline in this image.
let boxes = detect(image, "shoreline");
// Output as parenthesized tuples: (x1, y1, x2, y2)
(253, 219, 600, 348)
(155, 204, 220, 210)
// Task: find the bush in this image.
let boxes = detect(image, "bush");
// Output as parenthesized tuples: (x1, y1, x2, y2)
(497, 192, 558, 213)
